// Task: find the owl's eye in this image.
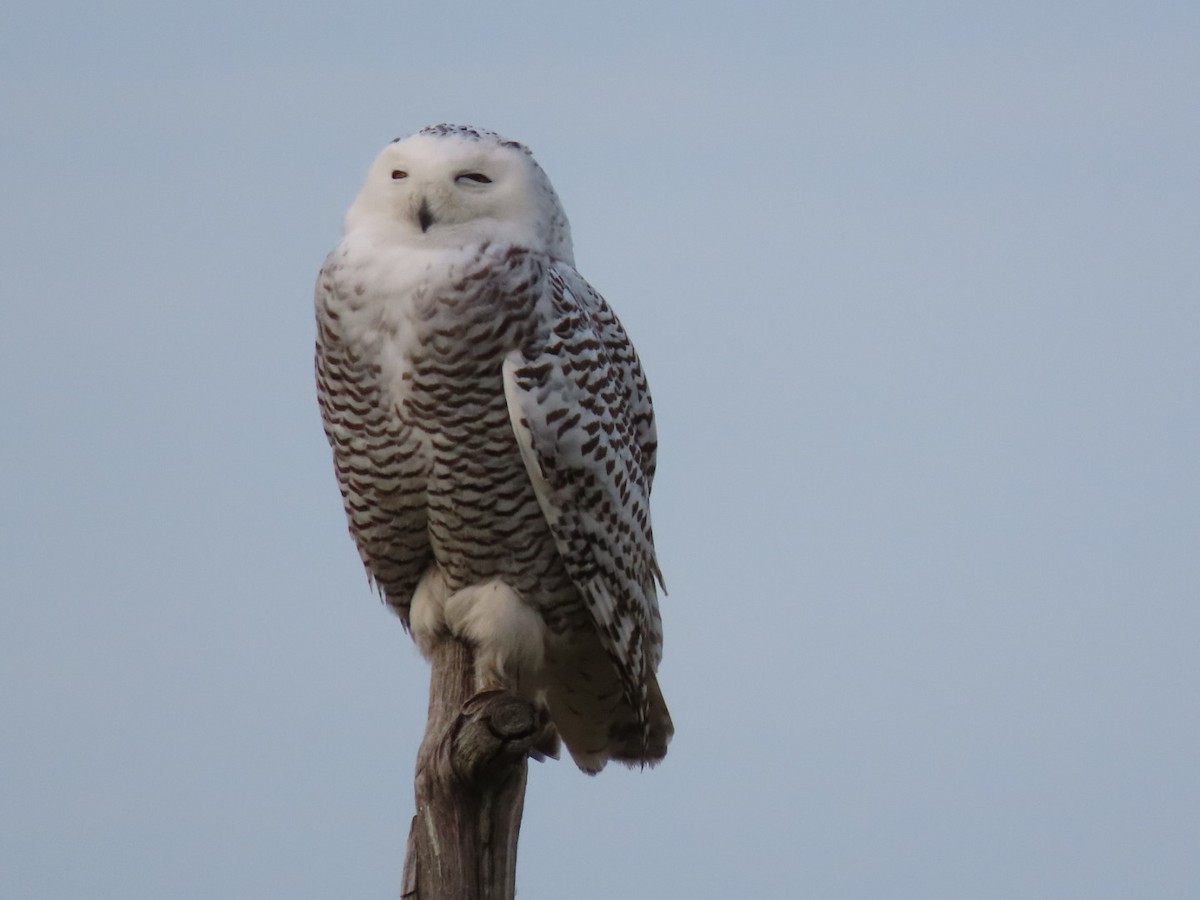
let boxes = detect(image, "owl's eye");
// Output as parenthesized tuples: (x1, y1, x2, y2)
(391, 170, 408, 180)
(456, 172, 492, 184)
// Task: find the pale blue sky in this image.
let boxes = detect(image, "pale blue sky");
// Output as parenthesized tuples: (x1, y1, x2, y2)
(2, 1, 1198, 897)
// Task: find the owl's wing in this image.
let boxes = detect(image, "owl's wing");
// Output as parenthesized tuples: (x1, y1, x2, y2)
(502, 264, 663, 725)
(555, 266, 659, 487)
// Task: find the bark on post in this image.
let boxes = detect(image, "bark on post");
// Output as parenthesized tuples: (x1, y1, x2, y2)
(400, 639, 541, 900)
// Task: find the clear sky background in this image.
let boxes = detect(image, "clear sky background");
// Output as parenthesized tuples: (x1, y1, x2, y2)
(2, 1, 1197, 897)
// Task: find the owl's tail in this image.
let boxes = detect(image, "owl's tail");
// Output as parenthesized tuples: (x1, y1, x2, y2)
(543, 632, 673, 774)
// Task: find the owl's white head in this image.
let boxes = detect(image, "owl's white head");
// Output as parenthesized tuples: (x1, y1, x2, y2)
(344, 124, 574, 264)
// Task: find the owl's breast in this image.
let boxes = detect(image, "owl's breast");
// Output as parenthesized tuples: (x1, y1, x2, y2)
(327, 239, 562, 594)
(330, 240, 540, 412)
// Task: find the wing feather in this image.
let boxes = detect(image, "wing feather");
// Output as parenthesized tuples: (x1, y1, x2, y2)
(503, 265, 663, 733)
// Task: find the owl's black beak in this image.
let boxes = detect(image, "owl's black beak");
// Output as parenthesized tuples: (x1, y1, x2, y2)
(417, 198, 434, 233)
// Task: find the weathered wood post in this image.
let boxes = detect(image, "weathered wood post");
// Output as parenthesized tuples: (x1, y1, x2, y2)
(400, 639, 542, 900)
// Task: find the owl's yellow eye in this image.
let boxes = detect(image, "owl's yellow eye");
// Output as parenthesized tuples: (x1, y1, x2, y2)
(391, 170, 408, 180)
(456, 172, 492, 184)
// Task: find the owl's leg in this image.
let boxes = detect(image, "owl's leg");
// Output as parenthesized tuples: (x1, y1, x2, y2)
(441, 578, 545, 693)
(410, 569, 560, 759)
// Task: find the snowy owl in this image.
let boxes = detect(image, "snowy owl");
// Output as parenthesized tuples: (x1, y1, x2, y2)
(314, 124, 672, 772)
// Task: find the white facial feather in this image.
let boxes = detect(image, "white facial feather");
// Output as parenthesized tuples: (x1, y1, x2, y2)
(344, 125, 574, 264)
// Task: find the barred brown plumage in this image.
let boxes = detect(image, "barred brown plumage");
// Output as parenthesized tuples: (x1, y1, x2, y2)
(315, 124, 671, 772)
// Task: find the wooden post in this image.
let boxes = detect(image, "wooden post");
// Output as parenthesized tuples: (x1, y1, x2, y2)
(400, 639, 542, 900)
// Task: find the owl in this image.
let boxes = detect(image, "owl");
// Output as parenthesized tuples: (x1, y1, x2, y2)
(314, 124, 672, 772)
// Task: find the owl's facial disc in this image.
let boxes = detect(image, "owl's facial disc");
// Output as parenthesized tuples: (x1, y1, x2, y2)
(343, 127, 574, 263)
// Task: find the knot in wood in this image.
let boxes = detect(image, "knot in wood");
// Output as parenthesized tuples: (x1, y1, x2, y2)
(451, 690, 541, 786)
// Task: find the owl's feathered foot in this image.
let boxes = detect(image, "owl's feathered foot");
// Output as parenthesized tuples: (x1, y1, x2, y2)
(411, 569, 558, 764)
